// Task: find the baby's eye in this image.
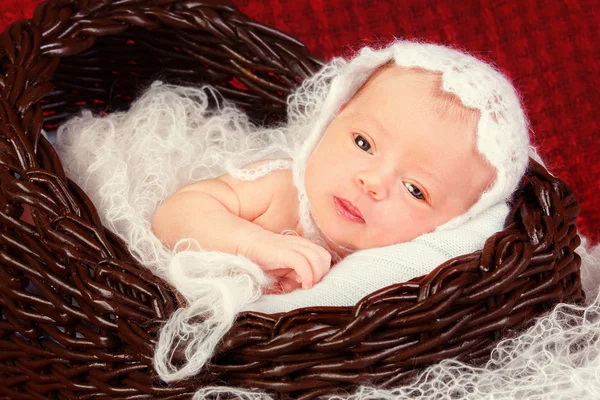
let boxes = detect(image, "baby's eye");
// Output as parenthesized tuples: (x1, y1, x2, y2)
(353, 133, 372, 154)
(404, 182, 425, 200)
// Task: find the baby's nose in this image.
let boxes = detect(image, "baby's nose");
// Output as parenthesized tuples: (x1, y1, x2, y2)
(355, 171, 393, 200)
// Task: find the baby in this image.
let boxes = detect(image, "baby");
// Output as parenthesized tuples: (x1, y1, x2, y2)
(45, 40, 529, 383)
(151, 45, 522, 293)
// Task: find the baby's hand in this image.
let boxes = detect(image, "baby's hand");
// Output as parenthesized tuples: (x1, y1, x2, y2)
(263, 274, 302, 294)
(240, 230, 332, 289)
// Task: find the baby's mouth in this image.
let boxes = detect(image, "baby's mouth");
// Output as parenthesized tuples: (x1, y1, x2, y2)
(333, 197, 365, 223)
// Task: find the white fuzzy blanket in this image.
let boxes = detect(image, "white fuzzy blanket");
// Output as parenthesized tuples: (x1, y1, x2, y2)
(53, 83, 600, 399)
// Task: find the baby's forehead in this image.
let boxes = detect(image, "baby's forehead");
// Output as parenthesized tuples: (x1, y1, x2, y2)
(352, 64, 438, 97)
(350, 64, 480, 128)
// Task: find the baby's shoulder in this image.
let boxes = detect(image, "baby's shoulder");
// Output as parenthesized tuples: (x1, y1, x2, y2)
(244, 159, 295, 201)
(218, 159, 297, 222)
(245, 159, 298, 232)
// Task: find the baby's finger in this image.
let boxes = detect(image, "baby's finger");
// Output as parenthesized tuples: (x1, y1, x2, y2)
(284, 251, 313, 289)
(270, 267, 304, 290)
(296, 245, 330, 285)
(312, 245, 332, 278)
(292, 239, 332, 281)
(283, 269, 301, 283)
(279, 277, 301, 293)
(269, 268, 294, 277)
(306, 248, 326, 284)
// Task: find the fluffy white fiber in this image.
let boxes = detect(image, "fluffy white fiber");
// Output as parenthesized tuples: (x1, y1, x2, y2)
(55, 82, 295, 274)
(155, 249, 270, 380)
(55, 82, 293, 381)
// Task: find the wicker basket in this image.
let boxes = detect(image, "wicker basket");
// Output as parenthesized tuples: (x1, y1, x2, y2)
(0, 0, 584, 398)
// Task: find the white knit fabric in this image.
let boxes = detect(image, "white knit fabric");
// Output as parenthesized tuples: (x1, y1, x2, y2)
(54, 82, 282, 382)
(244, 203, 508, 314)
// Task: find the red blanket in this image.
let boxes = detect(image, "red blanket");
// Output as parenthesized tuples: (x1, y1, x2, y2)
(2, 0, 598, 244)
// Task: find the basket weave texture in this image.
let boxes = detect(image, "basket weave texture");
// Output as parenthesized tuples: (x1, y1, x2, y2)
(0, 0, 584, 398)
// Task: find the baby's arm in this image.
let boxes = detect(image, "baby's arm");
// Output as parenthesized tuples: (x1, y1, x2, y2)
(151, 170, 331, 289)
(152, 178, 258, 253)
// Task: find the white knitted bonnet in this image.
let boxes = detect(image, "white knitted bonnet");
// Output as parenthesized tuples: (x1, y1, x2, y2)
(288, 41, 529, 250)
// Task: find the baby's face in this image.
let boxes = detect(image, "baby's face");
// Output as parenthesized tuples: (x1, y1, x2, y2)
(305, 66, 496, 256)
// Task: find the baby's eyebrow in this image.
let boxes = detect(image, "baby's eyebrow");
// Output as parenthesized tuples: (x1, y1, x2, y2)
(416, 166, 441, 184)
(345, 111, 390, 138)
(412, 166, 445, 196)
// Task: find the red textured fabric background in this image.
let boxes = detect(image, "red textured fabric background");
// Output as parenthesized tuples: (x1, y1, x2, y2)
(1, 0, 598, 244)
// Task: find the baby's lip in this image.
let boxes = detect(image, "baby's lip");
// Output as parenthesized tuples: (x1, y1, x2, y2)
(334, 197, 365, 223)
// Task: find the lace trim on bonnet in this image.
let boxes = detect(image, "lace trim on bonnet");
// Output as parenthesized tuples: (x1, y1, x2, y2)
(283, 41, 529, 257)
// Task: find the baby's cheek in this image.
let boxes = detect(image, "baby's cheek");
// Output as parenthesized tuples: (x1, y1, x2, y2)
(376, 207, 432, 244)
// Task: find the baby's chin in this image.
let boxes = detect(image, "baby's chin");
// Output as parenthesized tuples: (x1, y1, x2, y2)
(325, 236, 356, 258)
(311, 214, 358, 258)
